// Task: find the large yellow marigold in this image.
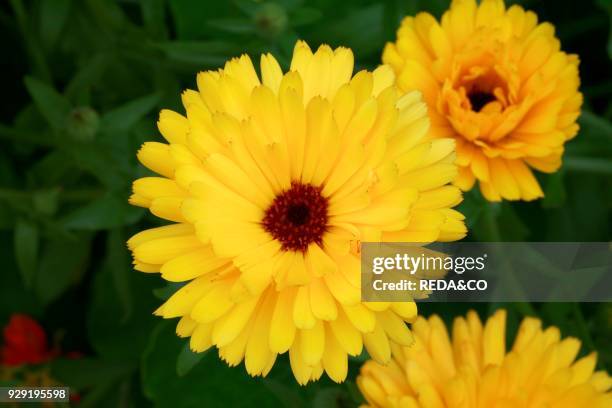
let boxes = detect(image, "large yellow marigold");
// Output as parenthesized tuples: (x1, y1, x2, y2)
(358, 310, 612, 407)
(127, 40, 466, 384)
(383, 0, 582, 201)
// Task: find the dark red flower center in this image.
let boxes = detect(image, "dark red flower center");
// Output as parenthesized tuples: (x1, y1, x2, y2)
(468, 90, 496, 112)
(262, 182, 329, 252)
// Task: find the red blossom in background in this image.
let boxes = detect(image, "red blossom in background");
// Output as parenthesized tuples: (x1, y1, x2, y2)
(0, 314, 55, 366)
(0, 314, 83, 404)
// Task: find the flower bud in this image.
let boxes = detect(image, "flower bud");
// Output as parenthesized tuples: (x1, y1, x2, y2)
(66, 106, 99, 142)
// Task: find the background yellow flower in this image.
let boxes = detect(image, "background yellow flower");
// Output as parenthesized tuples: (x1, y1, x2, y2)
(383, 0, 582, 201)
(358, 309, 612, 407)
(1, 0, 609, 405)
(128, 41, 466, 384)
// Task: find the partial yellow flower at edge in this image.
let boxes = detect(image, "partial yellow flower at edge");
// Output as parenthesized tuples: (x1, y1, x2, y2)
(127, 40, 467, 385)
(358, 309, 612, 408)
(383, 0, 582, 201)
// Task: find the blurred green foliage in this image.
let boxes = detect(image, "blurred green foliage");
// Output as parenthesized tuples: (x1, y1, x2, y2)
(0, 0, 610, 406)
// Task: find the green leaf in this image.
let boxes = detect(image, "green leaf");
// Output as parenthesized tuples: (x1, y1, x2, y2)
(0, 203, 14, 230)
(107, 229, 133, 322)
(207, 18, 255, 34)
(61, 193, 143, 230)
(65, 54, 112, 101)
(141, 0, 168, 39)
(498, 203, 530, 241)
(51, 358, 133, 390)
(176, 342, 207, 377)
(10, 0, 52, 81)
(578, 110, 612, 138)
(83, 0, 127, 31)
(261, 378, 305, 408)
(456, 190, 485, 230)
(233, 0, 260, 16)
(275, 0, 302, 12)
(28, 150, 73, 185)
(142, 322, 282, 408)
(564, 157, 612, 175)
(312, 388, 349, 408)
(100, 93, 161, 133)
(87, 256, 158, 361)
(169, 0, 234, 39)
(155, 41, 242, 68)
(14, 218, 39, 289)
(75, 379, 120, 408)
(542, 171, 567, 208)
(0, 150, 16, 185)
(290, 7, 322, 27)
(66, 143, 129, 189)
(24, 76, 72, 131)
(0, 235, 41, 316)
(36, 234, 92, 305)
(39, 0, 72, 51)
(473, 201, 530, 242)
(310, 4, 384, 57)
(346, 380, 365, 406)
(32, 188, 60, 216)
(596, 0, 612, 57)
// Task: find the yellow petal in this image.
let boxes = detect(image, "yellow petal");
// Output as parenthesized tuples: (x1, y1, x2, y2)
(137, 142, 175, 178)
(190, 323, 213, 352)
(191, 279, 235, 323)
(133, 234, 202, 265)
(300, 320, 325, 365)
(260, 53, 283, 94)
(245, 293, 275, 376)
(363, 321, 391, 364)
(342, 303, 376, 333)
(322, 325, 348, 383)
(309, 278, 338, 321)
(269, 288, 297, 353)
(158, 109, 188, 144)
(161, 247, 229, 282)
(212, 296, 259, 347)
(176, 315, 197, 338)
(293, 286, 316, 329)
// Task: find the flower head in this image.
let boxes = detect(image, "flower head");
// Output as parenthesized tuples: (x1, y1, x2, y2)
(128, 40, 466, 384)
(1, 314, 53, 366)
(383, 0, 582, 201)
(358, 310, 612, 407)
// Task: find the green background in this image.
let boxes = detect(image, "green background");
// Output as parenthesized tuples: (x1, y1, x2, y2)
(0, 0, 610, 406)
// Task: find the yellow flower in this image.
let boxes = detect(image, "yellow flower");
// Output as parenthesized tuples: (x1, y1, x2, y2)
(358, 310, 612, 407)
(383, 0, 582, 201)
(127, 40, 466, 384)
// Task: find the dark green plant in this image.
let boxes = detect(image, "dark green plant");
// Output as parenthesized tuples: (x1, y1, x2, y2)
(0, 0, 610, 407)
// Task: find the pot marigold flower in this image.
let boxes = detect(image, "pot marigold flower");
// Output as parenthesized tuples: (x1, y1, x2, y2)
(128, 40, 466, 384)
(383, 0, 582, 201)
(358, 310, 612, 407)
